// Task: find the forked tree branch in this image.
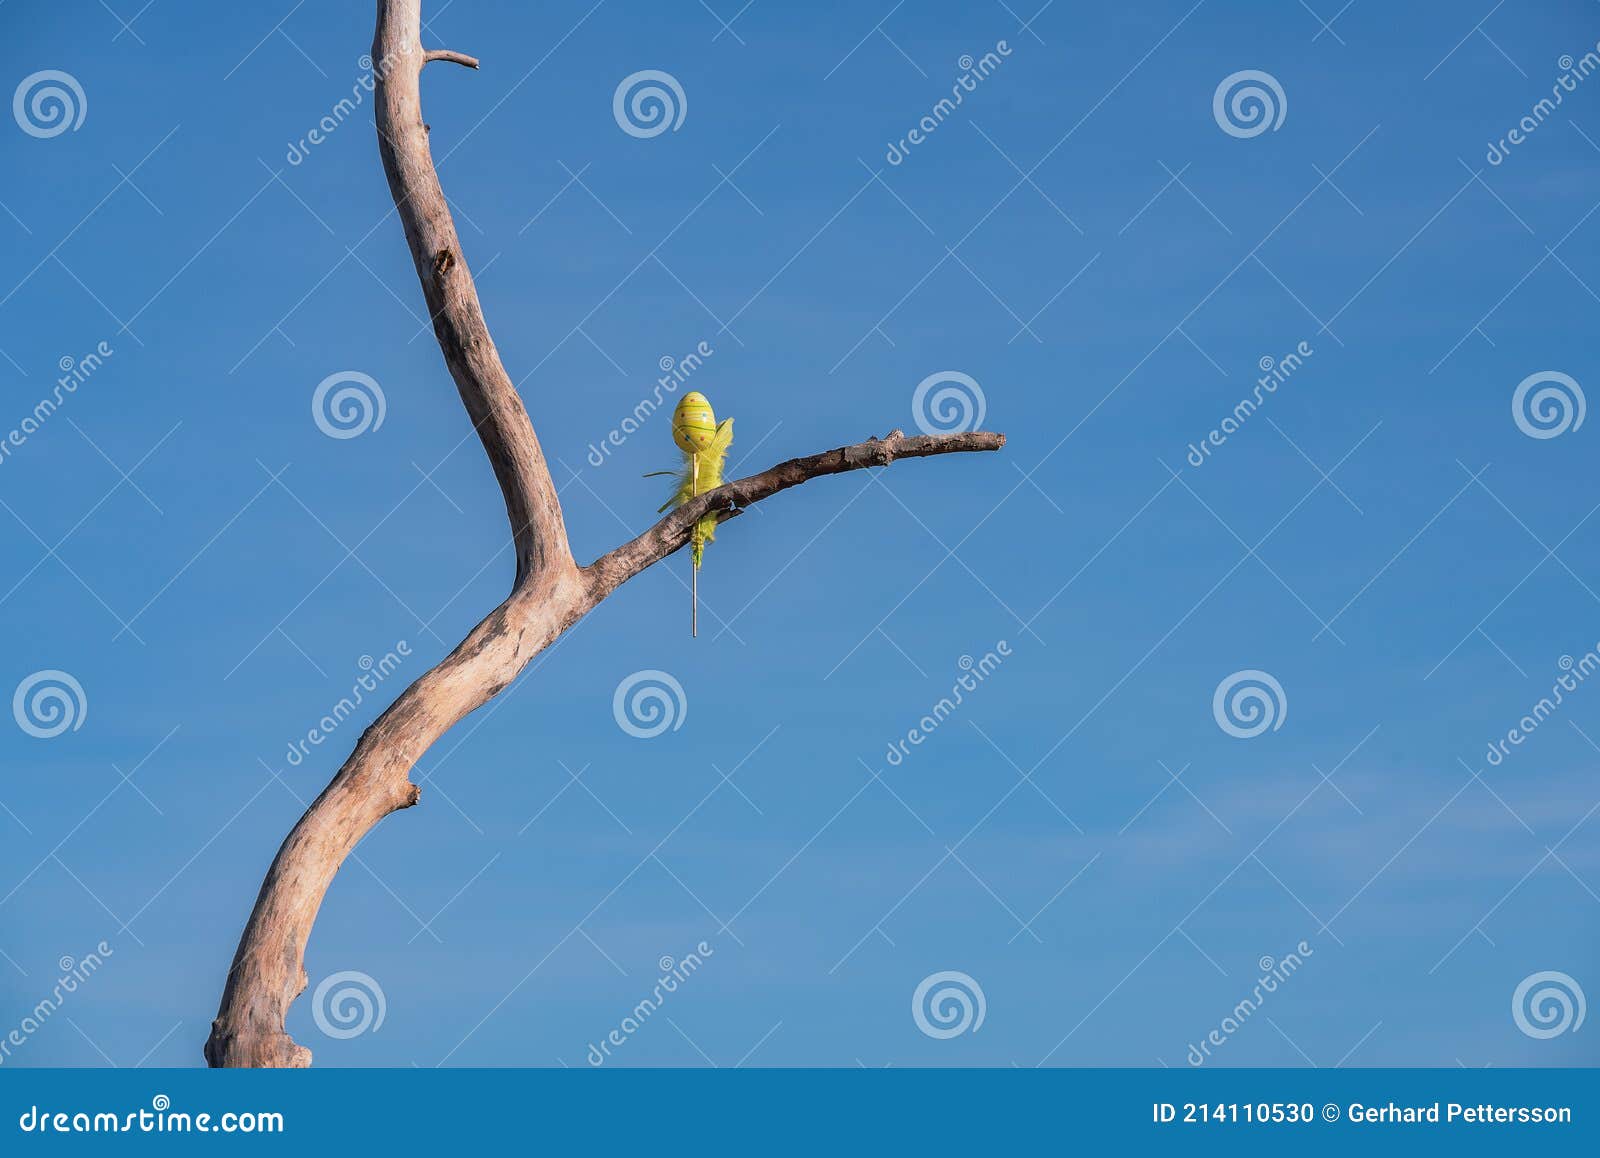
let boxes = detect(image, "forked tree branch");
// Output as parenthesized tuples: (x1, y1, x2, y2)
(203, 0, 1005, 1068)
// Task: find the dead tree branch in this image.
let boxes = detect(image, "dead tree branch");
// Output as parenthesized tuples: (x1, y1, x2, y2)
(422, 49, 479, 69)
(203, 0, 1005, 1068)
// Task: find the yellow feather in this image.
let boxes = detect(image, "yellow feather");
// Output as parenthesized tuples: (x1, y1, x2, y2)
(658, 417, 732, 567)
(654, 397, 734, 637)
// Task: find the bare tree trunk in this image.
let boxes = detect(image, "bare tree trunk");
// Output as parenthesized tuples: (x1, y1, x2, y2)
(203, 0, 1004, 1068)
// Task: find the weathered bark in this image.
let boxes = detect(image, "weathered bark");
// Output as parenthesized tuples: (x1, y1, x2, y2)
(203, 0, 1005, 1068)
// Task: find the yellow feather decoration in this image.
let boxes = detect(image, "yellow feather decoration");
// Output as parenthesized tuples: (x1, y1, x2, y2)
(647, 391, 734, 636)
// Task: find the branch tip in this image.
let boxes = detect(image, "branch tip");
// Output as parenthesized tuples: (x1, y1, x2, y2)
(423, 49, 480, 69)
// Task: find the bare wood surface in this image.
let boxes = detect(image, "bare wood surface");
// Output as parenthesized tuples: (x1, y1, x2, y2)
(422, 48, 479, 69)
(203, 0, 1005, 1068)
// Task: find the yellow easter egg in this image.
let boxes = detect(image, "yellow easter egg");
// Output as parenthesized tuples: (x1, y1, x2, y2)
(672, 391, 717, 453)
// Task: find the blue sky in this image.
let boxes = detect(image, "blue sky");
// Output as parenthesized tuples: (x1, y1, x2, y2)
(1, 0, 1598, 1068)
